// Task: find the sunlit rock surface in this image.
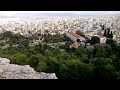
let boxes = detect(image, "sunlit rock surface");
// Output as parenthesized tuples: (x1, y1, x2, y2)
(0, 58, 57, 79)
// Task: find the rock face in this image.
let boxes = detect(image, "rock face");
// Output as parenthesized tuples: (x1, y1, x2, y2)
(0, 58, 58, 79)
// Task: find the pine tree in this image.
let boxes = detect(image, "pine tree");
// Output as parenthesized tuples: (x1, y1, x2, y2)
(102, 25, 105, 30)
(104, 29, 107, 36)
(107, 28, 110, 38)
(100, 25, 105, 30)
(110, 31, 113, 39)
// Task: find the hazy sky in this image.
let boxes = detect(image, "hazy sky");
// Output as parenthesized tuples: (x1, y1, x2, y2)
(0, 11, 120, 16)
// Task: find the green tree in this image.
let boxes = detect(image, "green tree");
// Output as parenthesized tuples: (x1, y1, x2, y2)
(110, 54, 120, 70)
(106, 28, 110, 38)
(100, 24, 105, 30)
(9, 53, 28, 65)
(109, 31, 113, 39)
(77, 39, 80, 42)
(58, 59, 94, 79)
(43, 49, 53, 56)
(3, 31, 13, 37)
(37, 61, 48, 72)
(90, 36, 100, 45)
(104, 29, 107, 36)
(75, 47, 88, 62)
(106, 39, 117, 50)
(102, 25, 105, 30)
(29, 55, 39, 68)
(34, 43, 44, 54)
(94, 43, 112, 57)
(94, 58, 116, 79)
(94, 44, 109, 58)
(45, 56, 59, 73)
(58, 64, 69, 79)
(21, 39, 29, 47)
(75, 47, 85, 57)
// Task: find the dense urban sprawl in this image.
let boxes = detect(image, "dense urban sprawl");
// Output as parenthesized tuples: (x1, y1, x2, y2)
(0, 15, 120, 79)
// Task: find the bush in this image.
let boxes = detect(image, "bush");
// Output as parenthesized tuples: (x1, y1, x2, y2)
(37, 61, 48, 72)
(8, 53, 28, 65)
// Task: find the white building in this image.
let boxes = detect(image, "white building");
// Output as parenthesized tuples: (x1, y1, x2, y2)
(100, 37, 107, 43)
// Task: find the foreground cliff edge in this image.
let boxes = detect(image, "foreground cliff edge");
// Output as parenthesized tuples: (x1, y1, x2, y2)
(0, 58, 58, 79)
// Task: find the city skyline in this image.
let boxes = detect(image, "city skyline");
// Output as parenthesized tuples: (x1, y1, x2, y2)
(0, 11, 120, 17)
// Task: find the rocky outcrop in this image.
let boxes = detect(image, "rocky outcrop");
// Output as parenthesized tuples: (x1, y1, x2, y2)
(0, 58, 57, 79)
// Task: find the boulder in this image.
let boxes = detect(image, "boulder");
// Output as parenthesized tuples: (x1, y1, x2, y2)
(0, 58, 58, 79)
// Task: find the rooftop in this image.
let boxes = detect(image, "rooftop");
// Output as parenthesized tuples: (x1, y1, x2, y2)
(68, 32, 80, 38)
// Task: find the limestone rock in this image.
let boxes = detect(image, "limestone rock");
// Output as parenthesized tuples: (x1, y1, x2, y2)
(0, 58, 10, 65)
(0, 58, 58, 79)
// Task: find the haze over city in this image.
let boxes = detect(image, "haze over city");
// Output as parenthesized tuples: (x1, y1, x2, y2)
(0, 11, 120, 17)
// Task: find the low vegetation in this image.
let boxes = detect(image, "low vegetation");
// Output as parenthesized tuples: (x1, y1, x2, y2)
(0, 31, 120, 79)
